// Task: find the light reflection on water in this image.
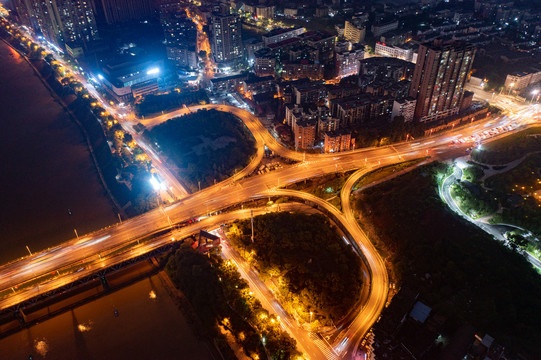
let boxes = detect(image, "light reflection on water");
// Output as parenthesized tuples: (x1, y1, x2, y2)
(77, 321, 93, 333)
(34, 338, 49, 357)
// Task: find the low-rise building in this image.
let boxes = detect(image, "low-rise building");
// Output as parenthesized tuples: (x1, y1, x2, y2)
(283, 8, 298, 18)
(504, 70, 541, 92)
(241, 75, 275, 95)
(292, 81, 327, 105)
(254, 49, 276, 76)
(336, 48, 364, 78)
(256, 5, 275, 19)
(324, 129, 355, 153)
(282, 60, 325, 81)
(345, 18, 366, 44)
(99, 56, 165, 101)
(262, 27, 304, 46)
(375, 42, 417, 63)
(294, 118, 317, 149)
(392, 97, 416, 122)
(371, 19, 399, 37)
(379, 30, 413, 46)
(331, 94, 393, 124)
(210, 72, 248, 93)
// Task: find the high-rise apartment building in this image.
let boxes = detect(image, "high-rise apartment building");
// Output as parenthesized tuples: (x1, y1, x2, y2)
(16, 0, 99, 47)
(409, 40, 475, 122)
(100, 0, 153, 24)
(209, 13, 243, 65)
(159, 4, 198, 70)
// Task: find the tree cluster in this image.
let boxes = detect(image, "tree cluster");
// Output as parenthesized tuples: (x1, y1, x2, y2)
(148, 109, 256, 191)
(166, 245, 301, 360)
(356, 163, 541, 359)
(229, 212, 363, 325)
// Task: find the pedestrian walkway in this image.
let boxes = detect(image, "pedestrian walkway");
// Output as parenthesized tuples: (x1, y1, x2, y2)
(309, 332, 338, 360)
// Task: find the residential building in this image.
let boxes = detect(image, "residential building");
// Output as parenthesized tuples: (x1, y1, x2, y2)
(244, 38, 264, 63)
(409, 40, 476, 122)
(359, 57, 415, 83)
(209, 13, 243, 64)
(282, 60, 324, 81)
(24, 0, 99, 47)
(100, 0, 153, 24)
(299, 31, 335, 60)
(392, 97, 416, 122)
(379, 30, 412, 46)
(11, 0, 33, 29)
(292, 80, 327, 104)
(336, 48, 364, 78)
(294, 118, 317, 149)
(315, 6, 328, 18)
(254, 48, 276, 76)
(504, 70, 541, 92)
(210, 72, 248, 93)
(241, 75, 275, 95)
(255, 5, 274, 19)
(375, 42, 417, 63)
(283, 7, 297, 18)
(324, 129, 354, 153)
(160, 6, 198, 70)
(330, 94, 393, 124)
(371, 19, 399, 37)
(344, 18, 366, 44)
(262, 27, 305, 46)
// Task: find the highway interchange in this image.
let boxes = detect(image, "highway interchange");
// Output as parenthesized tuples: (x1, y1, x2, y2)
(1, 20, 541, 358)
(1, 95, 539, 358)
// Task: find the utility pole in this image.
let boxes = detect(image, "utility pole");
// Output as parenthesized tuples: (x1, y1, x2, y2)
(25, 246, 32, 256)
(74, 228, 79, 240)
(117, 213, 122, 224)
(251, 210, 254, 243)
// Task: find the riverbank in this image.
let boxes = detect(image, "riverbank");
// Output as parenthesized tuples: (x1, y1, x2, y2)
(0, 40, 116, 263)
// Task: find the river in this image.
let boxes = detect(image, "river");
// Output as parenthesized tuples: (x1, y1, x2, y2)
(0, 40, 117, 263)
(0, 273, 214, 359)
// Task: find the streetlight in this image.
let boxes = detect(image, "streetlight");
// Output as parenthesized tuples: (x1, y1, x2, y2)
(508, 82, 514, 95)
(531, 89, 539, 103)
(310, 311, 313, 324)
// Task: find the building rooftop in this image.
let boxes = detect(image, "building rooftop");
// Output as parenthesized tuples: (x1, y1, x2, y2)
(410, 301, 432, 323)
(264, 27, 303, 38)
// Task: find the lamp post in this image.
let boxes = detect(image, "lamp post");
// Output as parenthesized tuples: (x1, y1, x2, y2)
(531, 89, 539, 103)
(508, 82, 514, 95)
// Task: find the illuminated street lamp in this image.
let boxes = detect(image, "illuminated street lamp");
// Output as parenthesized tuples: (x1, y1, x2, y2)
(508, 82, 514, 95)
(531, 89, 539, 103)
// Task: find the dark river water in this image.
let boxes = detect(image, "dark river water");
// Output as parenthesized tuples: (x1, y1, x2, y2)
(0, 40, 117, 263)
(0, 273, 214, 359)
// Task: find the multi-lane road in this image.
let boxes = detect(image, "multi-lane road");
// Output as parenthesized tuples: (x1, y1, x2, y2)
(1, 19, 540, 356)
(1, 99, 538, 359)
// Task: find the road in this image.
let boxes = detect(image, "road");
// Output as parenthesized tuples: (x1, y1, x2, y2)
(219, 203, 338, 360)
(440, 161, 541, 270)
(3, 16, 541, 358)
(0, 102, 539, 358)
